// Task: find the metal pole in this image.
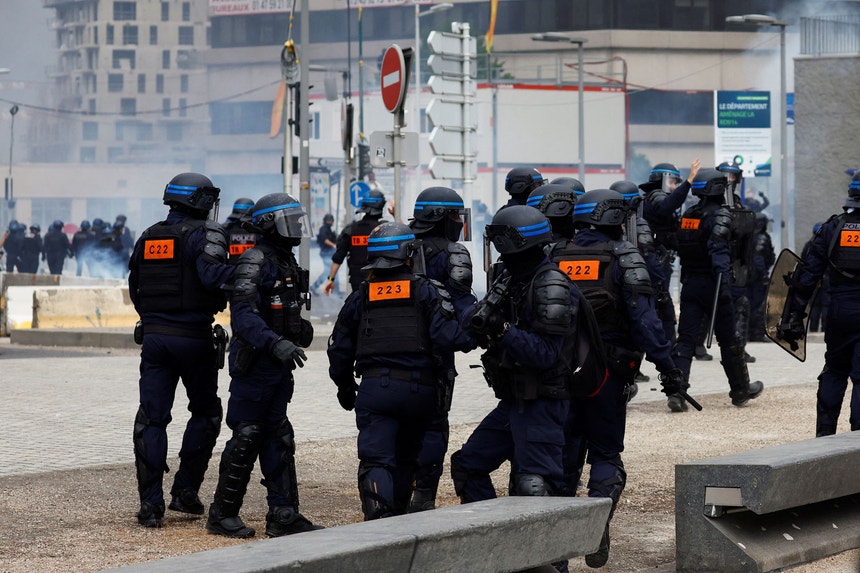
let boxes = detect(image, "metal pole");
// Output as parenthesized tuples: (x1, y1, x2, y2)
(779, 24, 789, 251)
(299, 0, 310, 269)
(461, 23, 473, 215)
(414, 1, 421, 192)
(576, 41, 585, 183)
(394, 110, 403, 223)
(358, 6, 365, 139)
(283, 87, 293, 194)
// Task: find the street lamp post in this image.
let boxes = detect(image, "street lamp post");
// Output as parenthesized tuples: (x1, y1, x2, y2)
(531, 33, 587, 183)
(414, 2, 453, 193)
(726, 14, 792, 250)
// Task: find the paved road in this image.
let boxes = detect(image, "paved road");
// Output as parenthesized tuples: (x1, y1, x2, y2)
(0, 335, 826, 477)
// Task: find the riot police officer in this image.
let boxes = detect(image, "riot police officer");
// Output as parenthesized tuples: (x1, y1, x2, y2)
(550, 176, 585, 199)
(207, 193, 320, 538)
(717, 161, 757, 363)
(674, 168, 764, 411)
(748, 213, 775, 341)
(503, 166, 545, 208)
(128, 172, 233, 528)
(327, 222, 474, 520)
(451, 206, 578, 507)
(778, 172, 860, 436)
(3, 220, 25, 272)
(44, 220, 71, 275)
(20, 224, 43, 273)
(223, 197, 257, 262)
(547, 188, 685, 568)
(638, 160, 702, 344)
(406, 186, 477, 512)
(71, 220, 96, 276)
(324, 189, 387, 294)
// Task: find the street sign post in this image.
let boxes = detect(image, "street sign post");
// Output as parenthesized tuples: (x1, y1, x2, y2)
(369, 131, 419, 168)
(426, 21, 477, 219)
(349, 180, 370, 208)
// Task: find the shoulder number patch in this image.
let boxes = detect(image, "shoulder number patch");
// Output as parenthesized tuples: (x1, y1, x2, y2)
(352, 235, 369, 247)
(558, 260, 599, 281)
(369, 280, 411, 301)
(144, 239, 175, 260)
(840, 230, 860, 247)
(680, 218, 700, 230)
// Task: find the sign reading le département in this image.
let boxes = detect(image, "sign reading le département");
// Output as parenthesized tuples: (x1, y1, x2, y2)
(714, 91, 772, 178)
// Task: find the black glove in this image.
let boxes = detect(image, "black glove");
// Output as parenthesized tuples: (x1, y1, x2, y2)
(271, 338, 307, 369)
(336, 381, 358, 411)
(467, 302, 506, 338)
(659, 368, 686, 397)
(777, 311, 806, 351)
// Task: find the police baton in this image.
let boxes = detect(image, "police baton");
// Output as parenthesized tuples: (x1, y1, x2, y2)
(706, 273, 721, 349)
(680, 390, 703, 411)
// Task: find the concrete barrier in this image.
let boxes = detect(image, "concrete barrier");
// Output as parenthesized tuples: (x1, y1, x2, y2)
(104, 497, 611, 573)
(675, 432, 860, 572)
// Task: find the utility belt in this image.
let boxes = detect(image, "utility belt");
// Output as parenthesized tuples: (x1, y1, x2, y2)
(480, 352, 570, 402)
(134, 321, 228, 370)
(361, 367, 439, 386)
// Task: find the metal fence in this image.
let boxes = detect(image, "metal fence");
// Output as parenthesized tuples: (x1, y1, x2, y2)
(801, 15, 860, 56)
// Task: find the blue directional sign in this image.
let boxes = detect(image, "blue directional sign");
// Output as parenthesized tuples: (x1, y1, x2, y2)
(349, 180, 370, 208)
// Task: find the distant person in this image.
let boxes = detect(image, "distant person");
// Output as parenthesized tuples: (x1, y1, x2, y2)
(43, 219, 72, 275)
(114, 215, 135, 268)
(324, 190, 387, 295)
(20, 224, 43, 274)
(310, 213, 338, 295)
(502, 166, 545, 208)
(223, 198, 257, 263)
(71, 220, 96, 277)
(3, 220, 25, 272)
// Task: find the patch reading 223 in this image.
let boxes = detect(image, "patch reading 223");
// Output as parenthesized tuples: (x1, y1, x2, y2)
(144, 239, 175, 259)
(369, 280, 410, 301)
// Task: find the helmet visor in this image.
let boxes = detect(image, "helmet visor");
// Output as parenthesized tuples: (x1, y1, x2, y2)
(271, 208, 312, 239)
(661, 172, 682, 193)
(449, 208, 472, 242)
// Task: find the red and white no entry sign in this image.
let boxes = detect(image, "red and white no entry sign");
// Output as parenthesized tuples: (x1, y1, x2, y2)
(380, 44, 407, 114)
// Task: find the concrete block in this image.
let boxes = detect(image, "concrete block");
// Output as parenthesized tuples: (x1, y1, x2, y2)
(10, 328, 138, 349)
(0, 272, 60, 335)
(104, 497, 611, 573)
(676, 433, 860, 572)
(32, 286, 137, 329)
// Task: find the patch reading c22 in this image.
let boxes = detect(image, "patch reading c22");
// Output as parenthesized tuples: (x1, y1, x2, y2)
(144, 239, 175, 259)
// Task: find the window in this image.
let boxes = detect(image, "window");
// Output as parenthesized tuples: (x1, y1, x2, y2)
(176, 50, 193, 69)
(210, 101, 271, 134)
(113, 1, 136, 21)
(149, 25, 157, 44)
(106, 24, 114, 45)
(162, 98, 170, 117)
(182, 2, 190, 21)
(82, 122, 98, 141)
(137, 123, 153, 141)
(108, 74, 124, 92)
(155, 74, 164, 94)
(178, 26, 194, 45)
(122, 25, 138, 45)
(94, 26, 98, 44)
(80, 147, 96, 163)
(166, 123, 183, 141)
(108, 147, 124, 162)
(137, 73, 145, 93)
(161, 2, 169, 21)
(179, 98, 187, 117)
(162, 50, 170, 69)
(112, 49, 135, 70)
(180, 74, 188, 93)
(120, 98, 137, 116)
(88, 99, 96, 114)
(629, 89, 713, 125)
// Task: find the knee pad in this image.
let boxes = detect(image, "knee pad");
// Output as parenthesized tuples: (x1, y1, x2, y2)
(272, 417, 296, 457)
(515, 473, 549, 497)
(587, 457, 627, 513)
(449, 450, 468, 498)
(358, 462, 393, 520)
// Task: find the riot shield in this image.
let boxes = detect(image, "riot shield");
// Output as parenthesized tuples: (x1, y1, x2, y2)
(765, 248, 819, 362)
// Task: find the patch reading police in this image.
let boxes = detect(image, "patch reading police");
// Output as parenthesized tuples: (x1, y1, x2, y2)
(368, 280, 411, 301)
(840, 223, 860, 247)
(352, 235, 369, 247)
(144, 239, 175, 260)
(558, 260, 599, 281)
(680, 218, 700, 230)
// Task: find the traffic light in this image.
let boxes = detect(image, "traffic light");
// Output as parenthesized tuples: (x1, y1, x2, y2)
(292, 82, 314, 137)
(358, 143, 372, 179)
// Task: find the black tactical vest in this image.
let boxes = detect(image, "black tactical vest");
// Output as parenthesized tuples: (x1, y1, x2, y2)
(226, 222, 256, 264)
(255, 245, 306, 339)
(676, 203, 712, 273)
(346, 217, 383, 278)
(136, 220, 226, 314)
(550, 240, 628, 334)
(355, 272, 430, 359)
(829, 213, 860, 286)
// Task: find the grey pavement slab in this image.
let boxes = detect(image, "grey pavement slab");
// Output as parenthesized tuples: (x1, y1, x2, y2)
(0, 337, 828, 478)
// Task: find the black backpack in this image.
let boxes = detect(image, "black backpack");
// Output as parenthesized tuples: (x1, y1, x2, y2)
(569, 293, 609, 398)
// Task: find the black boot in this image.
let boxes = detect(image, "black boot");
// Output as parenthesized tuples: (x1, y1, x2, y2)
(585, 522, 610, 568)
(136, 501, 165, 528)
(206, 503, 255, 538)
(407, 487, 437, 513)
(265, 506, 323, 537)
(721, 346, 764, 406)
(168, 488, 204, 515)
(694, 344, 713, 361)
